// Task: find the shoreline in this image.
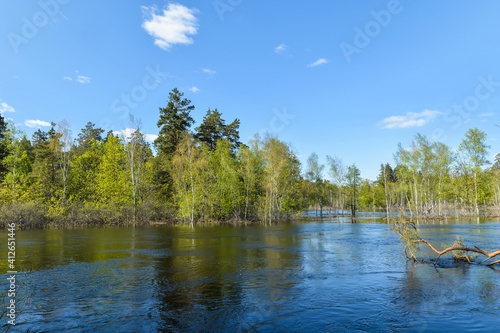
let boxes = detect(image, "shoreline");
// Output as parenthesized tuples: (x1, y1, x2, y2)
(2, 211, 500, 230)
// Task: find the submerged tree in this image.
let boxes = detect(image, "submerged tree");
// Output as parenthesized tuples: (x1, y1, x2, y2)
(377, 163, 395, 217)
(259, 136, 301, 222)
(346, 164, 360, 217)
(326, 155, 345, 214)
(395, 220, 500, 267)
(306, 152, 325, 217)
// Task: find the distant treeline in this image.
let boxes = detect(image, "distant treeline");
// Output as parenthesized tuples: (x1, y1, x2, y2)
(0, 88, 499, 227)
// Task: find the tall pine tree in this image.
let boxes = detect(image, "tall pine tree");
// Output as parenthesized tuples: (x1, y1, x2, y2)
(153, 88, 195, 202)
(154, 88, 195, 157)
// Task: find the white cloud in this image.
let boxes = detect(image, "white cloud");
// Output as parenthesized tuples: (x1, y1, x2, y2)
(142, 3, 199, 51)
(25, 120, 51, 128)
(189, 86, 199, 93)
(144, 134, 158, 142)
(113, 128, 135, 139)
(0, 102, 15, 114)
(274, 43, 288, 54)
(202, 68, 216, 75)
(379, 110, 442, 129)
(113, 128, 158, 143)
(77, 75, 91, 84)
(63, 76, 73, 81)
(307, 58, 328, 67)
(479, 112, 495, 117)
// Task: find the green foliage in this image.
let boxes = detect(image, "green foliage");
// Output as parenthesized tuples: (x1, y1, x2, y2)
(1, 87, 499, 228)
(492, 153, 500, 171)
(239, 140, 263, 219)
(459, 128, 490, 168)
(75, 121, 104, 155)
(0, 113, 8, 180)
(97, 133, 130, 207)
(458, 128, 490, 213)
(377, 163, 396, 187)
(326, 155, 345, 211)
(306, 152, 326, 213)
(259, 136, 301, 221)
(171, 134, 206, 221)
(346, 164, 360, 214)
(68, 139, 101, 203)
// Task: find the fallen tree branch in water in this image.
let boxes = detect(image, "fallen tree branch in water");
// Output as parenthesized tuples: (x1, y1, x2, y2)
(394, 221, 500, 267)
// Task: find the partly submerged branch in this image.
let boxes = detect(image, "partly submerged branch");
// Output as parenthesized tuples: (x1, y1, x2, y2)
(394, 221, 500, 266)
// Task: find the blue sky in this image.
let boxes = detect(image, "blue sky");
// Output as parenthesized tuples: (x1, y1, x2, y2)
(2, 0, 500, 180)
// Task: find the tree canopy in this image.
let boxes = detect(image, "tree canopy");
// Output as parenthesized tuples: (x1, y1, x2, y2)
(0, 88, 498, 227)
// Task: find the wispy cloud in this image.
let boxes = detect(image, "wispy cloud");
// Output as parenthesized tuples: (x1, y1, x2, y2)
(189, 86, 199, 93)
(142, 3, 199, 51)
(25, 119, 51, 128)
(77, 75, 91, 84)
(202, 68, 216, 75)
(274, 43, 288, 54)
(0, 101, 15, 114)
(479, 112, 495, 117)
(307, 58, 328, 67)
(64, 71, 91, 84)
(379, 110, 442, 129)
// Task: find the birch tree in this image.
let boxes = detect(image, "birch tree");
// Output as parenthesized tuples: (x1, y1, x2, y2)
(326, 155, 345, 214)
(306, 152, 325, 216)
(123, 116, 151, 222)
(459, 128, 490, 214)
(55, 120, 72, 201)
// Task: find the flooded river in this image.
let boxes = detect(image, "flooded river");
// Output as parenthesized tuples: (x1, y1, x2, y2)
(2, 218, 500, 332)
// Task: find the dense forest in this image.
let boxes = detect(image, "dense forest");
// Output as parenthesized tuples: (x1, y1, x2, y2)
(0, 88, 499, 227)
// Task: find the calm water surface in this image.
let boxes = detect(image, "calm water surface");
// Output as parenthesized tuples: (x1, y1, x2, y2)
(2, 218, 500, 332)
